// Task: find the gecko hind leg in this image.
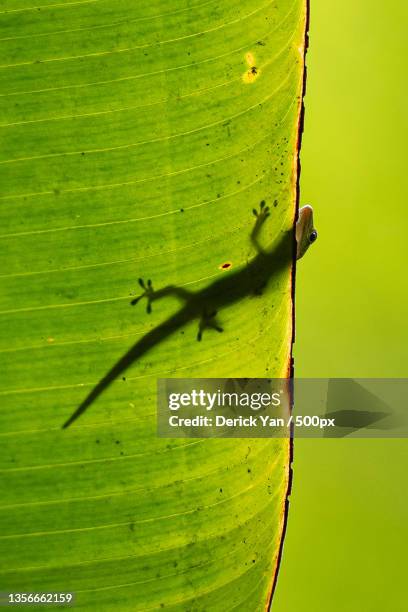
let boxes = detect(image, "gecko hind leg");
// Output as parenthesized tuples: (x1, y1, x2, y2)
(131, 279, 192, 313)
(130, 278, 155, 313)
(197, 310, 223, 342)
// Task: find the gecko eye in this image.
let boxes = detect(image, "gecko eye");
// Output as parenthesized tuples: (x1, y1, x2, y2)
(309, 230, 317, 243)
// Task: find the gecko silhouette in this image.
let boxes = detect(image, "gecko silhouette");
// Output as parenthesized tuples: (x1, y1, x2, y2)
(62, 202, 295, 428)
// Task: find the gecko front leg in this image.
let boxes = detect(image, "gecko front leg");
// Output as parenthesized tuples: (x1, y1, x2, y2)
(250, 200, 270, 255)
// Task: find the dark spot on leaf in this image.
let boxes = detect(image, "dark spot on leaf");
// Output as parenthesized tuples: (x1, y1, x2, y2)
(219, 262, 232, 270)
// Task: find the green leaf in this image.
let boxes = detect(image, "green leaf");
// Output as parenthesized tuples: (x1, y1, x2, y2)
(0, 0, 307, 608)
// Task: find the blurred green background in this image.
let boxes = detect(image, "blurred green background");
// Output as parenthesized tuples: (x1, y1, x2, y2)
(273, 1, 407, 611)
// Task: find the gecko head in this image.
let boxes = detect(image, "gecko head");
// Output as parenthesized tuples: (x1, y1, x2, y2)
(296, 205, 317, 259)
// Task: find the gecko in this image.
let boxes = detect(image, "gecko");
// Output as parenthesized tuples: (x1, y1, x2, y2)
(62, 203, 316, 428)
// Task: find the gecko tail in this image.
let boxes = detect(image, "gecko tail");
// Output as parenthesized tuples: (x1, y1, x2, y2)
(61, 352, 132, 429)
(62, 393, 100, 429)
(62, 310, 187, 429)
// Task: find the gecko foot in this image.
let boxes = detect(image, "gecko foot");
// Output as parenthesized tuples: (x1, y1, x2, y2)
(197, 310, 223, 341)
(252, 200, 270, 223)
(130, 278, 155, 313)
